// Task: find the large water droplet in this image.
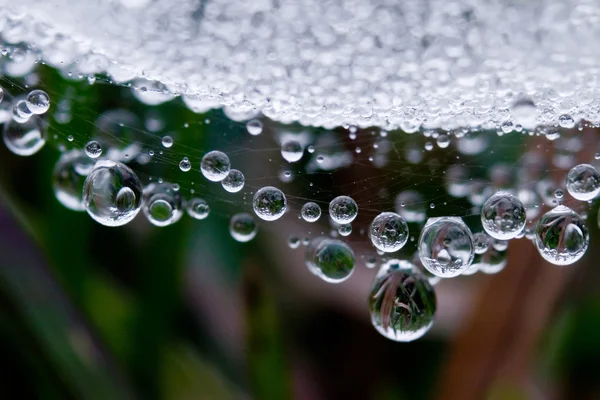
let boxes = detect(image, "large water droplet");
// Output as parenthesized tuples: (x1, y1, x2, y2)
(142, 182, 183, 227)
(368, 259, 436, 342)
(201, 150, 231, 182)
(246, 119, 263, 135)
(83, 160, 143, 226)
(52, 150, 95, 211)
(253, 186, 287, 221)
(3, 115, 45, 156)
(305, 237, 355, 283)
(534, 205, 589, 266)
(329, 195, 358, 224)
(281, 140, 304, 163)
(85, 140, 102, 159)
(221, 169, 245, 193)
(566, 164, 600, 201)
(229, 212, 257, 242)
(481, 191, 526, 240)
(26, 89, 50, 114)
(301, 201, 321, 222)
(418, 217, 474, 278)
(370, 212, 409, 253)
(186, 198, 210, 220)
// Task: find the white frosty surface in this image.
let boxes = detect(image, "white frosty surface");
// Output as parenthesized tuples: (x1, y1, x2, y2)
(1, 0, 599, 129)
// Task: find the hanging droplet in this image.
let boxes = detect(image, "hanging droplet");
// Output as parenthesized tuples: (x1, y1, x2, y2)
(246, 119, 263, 135)
(142, 182, 184, 227)
(83, 160, 143, 227)
(26, 89, 50, 114)
(329, 195, 358, 224)
(418, 217, 474, 278)
(221, 169, 245, 193)
(281, 140, 304, 163)
(535, 205, 589, 266)
(370, 212, 409, 253)
(85, 140, 102, 159)
(201, 150, 231, 182)
(186, 198, 210, 220)
(305, 237, 355, 283)
(53, 150, 95, 211)
(3, 115, 45, 156)
(12, 100, 32, 123)
(338, 223, 352, 237)
(480, 191, 526, 240)
(161, 135, 173, 148)
(253, 186, 287, 221)
(229, 213, 258, 242)
(179, 157, 191, 172)
(368, 259, 436, 342)
(301, 202, 321, 222)
(565, 164, 600, 201)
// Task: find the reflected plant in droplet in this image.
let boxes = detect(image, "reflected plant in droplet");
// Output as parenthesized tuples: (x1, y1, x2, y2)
(253, 186, 287, 221)
(370, 212, 409, 253)
(369, 259, 436, 342)
(221, 169, 245, 193)
(418, 217, 474, 278)
(142, 182, 184, 227)
(306, 237, 355, 283)
(329, 195, 358, 224)
(534, 205, 589, 266)
(229, 213, 257, 242)
(301, 202, 321, 222)
(83, 160, 143, 227)
(481, 191, 526, 240)
(186, 198, 210, 220)
(565, 163, 600, 201)
(201, 150, 231, 182)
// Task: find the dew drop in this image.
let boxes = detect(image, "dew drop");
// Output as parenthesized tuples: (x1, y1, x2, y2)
(369, 259, 436, 342)
(201, 150, 231, 182)
(253, 186, 287, 221)
(370, 212, 409, 253)
(221, 169, 245, 193)
(329, 195, 358, 224)
(83, 160, 143, 227)
(161, 135, 173, 148)
(338, 223, 352, 237)
(246, 119, 263, 135)
(229, 213, 257, 242)
(305, 237, 355, 283)
(480, 191, 526, 240)
(418, 217, 474, 278)
(3, 115, 45, 156)
(85, 140, 102, 159)
(179, 157, 191, 172)
(281, 140, 304, 163)
(535, 205, 589, 266)
(26, 89, 50, 114)
(565, 164, 600, 201)
(142, 182, 183, 227)
(186, 198, 210, 220)
(301, 202, 321, 222)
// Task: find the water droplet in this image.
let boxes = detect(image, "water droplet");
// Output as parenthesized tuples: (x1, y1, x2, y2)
(558, 114, 575, 129)
(186, 198, 210, 220)
(472, 232, 490, 255)
(369, 259, 436, 342)
(201, 150, 231, 182)
(436, 134, 450, 149)
(142, 182, 183, 227)
(595, 153, 600, 160)
(83, 160, 143, 226)
(246, 119, 263, 135)
(338, 223, 352, 237)
(85, 140, 102, 158)
(221, 169, 245, 193)
(288, 237, 301, 249)
(281, 140, 304, 163)
(418, 217, 474, 278)
(301, 202, 321, 222)
(370, 212, 409, 253)
(329, 195, 358, 224)
(481, 191, 526, 240)
(307, 145, 315, 154)
(424, 142, 434, 151)
(554, 189, 564, 199)
(229, 213, 257, 242)
(253, 186, 287, 221)
(13, 100, 32, 123)
(179, 157, 191, 172)
(365, 256, 377, 269)
(3, 115, 45, 156)
(566, 164, 600, 201)
(26, 89, 50, 114)
(535, 205, 589, 266)
(161, 135, 173, 148)
(305, 237, 355, 283)
(53, 150, 95, 211)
